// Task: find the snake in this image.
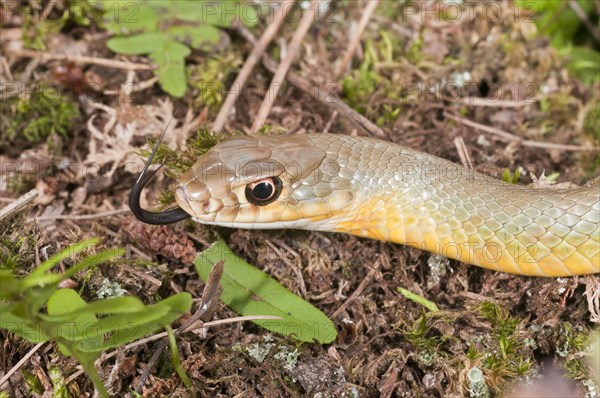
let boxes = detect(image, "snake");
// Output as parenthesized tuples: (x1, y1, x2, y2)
(129, 133, 600, 277)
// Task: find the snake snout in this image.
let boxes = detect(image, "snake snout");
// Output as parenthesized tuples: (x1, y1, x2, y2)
(175, 182, 209, 214)
(175, 182, 225, 217)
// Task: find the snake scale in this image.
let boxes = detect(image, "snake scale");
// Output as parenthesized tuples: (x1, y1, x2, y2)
(130, 133, 600, 277)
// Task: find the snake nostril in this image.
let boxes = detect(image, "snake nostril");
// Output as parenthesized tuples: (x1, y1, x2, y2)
(202, 201, 210, 214)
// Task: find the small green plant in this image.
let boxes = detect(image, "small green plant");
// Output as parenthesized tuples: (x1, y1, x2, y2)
(502, 168, 521, 184)
(515, 0, 600, 85)
(188, 53, 243, 112)
(101, 0, 257, 97)
(21, 7, 61, 50)
(397, 287, 440, 312)
(478, 302, 532, 382)
(558, 323, 595, 380)
(0, 238, 192, 397)
(20, 0, 102, 50)
(1, 86, 80, 146)
(342, 39, 384, 116)
(401, 312, 442, 367)
(341, 31, 409, 123)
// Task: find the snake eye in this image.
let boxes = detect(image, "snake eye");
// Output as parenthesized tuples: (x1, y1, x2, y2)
(245, 177, 282, 206)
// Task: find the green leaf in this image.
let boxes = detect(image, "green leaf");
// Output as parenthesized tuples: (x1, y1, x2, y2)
(397, 287, 440, 313)
(149, 40, 191, 97)
(107, 32, 167, 55)
(0, 236, 190, 398)
(39, 296, 145, 322)
(0, 303, 50, 343)
(166, 24, 221, 50)
(172, 0, 258, 27)
(27, 238, 100, 283)
(37, 292, 191, 351)
(82, 292, 192, 351)
(0, 270, 19, 299)
(102, 2, 159, 35)
(60, 248, 125, 281)
(22, 248, 124, 290)
(564, 46, 600, 85)
(47, 289, 101, 355)
(195, 240, 337, 344)
(100, 0, 257, 97)
(166, 325, 193, 390)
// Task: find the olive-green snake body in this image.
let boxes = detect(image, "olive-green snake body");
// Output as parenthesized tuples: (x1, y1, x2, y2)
(159, 133, 599, 277)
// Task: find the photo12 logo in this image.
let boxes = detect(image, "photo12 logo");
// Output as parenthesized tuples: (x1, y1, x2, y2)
(399, 1, 540, 24)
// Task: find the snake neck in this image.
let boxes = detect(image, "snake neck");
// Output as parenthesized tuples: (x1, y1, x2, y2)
(306, 134, 600, 277)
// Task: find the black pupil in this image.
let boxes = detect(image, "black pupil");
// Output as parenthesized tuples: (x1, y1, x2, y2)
(252, 182, 273, 200)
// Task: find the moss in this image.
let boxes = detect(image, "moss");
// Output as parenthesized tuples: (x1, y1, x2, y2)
(22, 371, 44, 395)
(341, 49, 383, 116)
(477, 302, 533, 388)
(405, 33, 424, 65)
(401, 313, 443, 367)
(341, 29, 422, 120)
(140, 129, 222, 206)
(188, 53, 242, 113)
(374, 1, 408, 22)
(0, 85, 80, 147)
(48, 367, 70, 398)
(0, 217, 38, 271)
(583, 103, 600, 141)
(21, 7, 60, 50)
(20, 1, 98, 50)
(558, 323, 595, 382)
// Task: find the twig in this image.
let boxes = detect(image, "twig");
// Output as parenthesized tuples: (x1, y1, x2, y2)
(583, 275, 600, 323)
(195, 315, 283, 328)
(0, 189, 38, 222)
(445, 112, 599, 152)
(336, 0, 380, 77)
(250, 0, 320, 133)
(6, 48, 155, 71)
(236, 24, 386, 137)
(457, 97, 540, 108)
(0, 342, 45, 388)
(32, 208, 130, 222)
(332, 262, 379, 319)
(569, 1, 600, 42)
(212, 1, 296, 132)
(262, 55, 386, 137)
(1, 55, 14, 80)
(323, 110, 338, 134)
(40, 0, 58, 21)
(453, 137, 473, 170)
(103, 76, 159, 96)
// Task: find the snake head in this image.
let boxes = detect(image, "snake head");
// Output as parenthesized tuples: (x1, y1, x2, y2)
(175, 134, 356, 229)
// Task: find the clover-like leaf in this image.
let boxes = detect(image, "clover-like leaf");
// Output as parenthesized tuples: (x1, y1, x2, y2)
(149, 40, 191, 97)
(101, 0, 256, 97)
